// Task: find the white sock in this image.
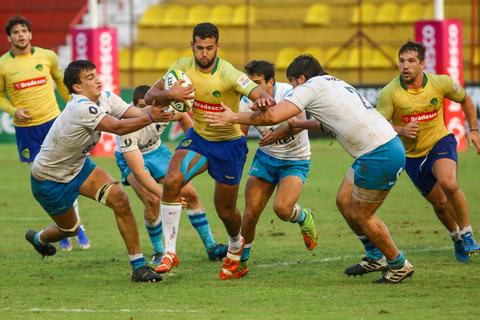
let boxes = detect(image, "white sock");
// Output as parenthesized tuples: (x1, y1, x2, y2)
(161, 202, 182, 254)
(73, 198, 80, 217)
(459, 225, 473, 236)
(228, 232, 243, 253)
(448, 227, 461, 241)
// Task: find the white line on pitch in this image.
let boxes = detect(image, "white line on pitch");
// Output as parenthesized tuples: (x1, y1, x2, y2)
(0, 307, 199, 313)
(255, 245, 451, 268)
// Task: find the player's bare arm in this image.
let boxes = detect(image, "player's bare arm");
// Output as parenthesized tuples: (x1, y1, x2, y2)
(259, 112, 307, 147)
(207, 100, 300, 127)
(175, 112, 193, 132)
(96, 107, 174, 135)
(145, 78, 194, 105)
(460, 95, 480, 153)
(247, 86, 275, 110)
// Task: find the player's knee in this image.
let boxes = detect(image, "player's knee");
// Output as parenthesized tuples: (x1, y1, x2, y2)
(144, 193, 160, 210)
(438, 179, 460, 195)
(180, 184, 198, 203)
(272, 203, 292, 221)
(163, 174, 184, 194)
(58, 220, 80, 237)
(109, 186, 131, 212)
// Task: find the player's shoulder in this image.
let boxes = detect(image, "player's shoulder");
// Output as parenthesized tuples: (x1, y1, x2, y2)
(34, 47, 57, 59)
(379, 76, 401, 95)
(70, 93, 96, 107)
(173, 56, 195, 69)
(0, 50, 12, 66)
(427, 73, 453, 86)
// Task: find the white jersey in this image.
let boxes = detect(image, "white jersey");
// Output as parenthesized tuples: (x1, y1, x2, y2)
(284, 75, 396, 158)
(115, 122, 168, 154)
(32, 91, 130, 182)
(240, 82, 311, 160)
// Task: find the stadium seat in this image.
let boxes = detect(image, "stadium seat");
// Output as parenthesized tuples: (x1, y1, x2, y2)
(424, 3, 434, 19)
(374, 2, 398, 24)
(276, 47, 302, 69)
(304, 47, 325, 63)
(473, 48, 480, 66)
(159, 5, 188, 27)
(398, 3, 424, 23)
(133, 48, 155, 70)
(209, 5, 233, 26)
(138, 5, 165, 27)
(118, 48, 131, 70)
(179, 47, 192, 58)
(370, 46, 397, 68)
(347, 46, 372, 68)
(154, 48, 179, 70)
(303, 4, 330, 26)
(325, 46, 349, 69)
(350, 3, 376, 25)
(186, 5, 210, 26)
(232, 5, 256, 26)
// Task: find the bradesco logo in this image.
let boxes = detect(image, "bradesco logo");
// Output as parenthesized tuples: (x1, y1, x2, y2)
(13, 76, 46, 90)
(402, 110, 438, 123)
(193, 100, 222, 112)
(422, 24, 437, 74)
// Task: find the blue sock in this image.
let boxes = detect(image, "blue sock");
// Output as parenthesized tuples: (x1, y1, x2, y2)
(387, 252, 405, 269)
(145, 221, 164, 254)
(296, 209, 307, 224)
(188, 211, 216, 250)
(129, 254, 146, 270)
(241, 243, 253, 263)
(358, 236, 384, 260)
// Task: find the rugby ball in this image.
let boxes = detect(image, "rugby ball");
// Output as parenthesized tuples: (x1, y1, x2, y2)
(164, 69, 195, 112)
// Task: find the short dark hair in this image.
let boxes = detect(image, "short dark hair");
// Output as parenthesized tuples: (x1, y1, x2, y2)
(399, 41, 425, 62)
(133, 85, 150, 106)
(286, 54, 327, 81)
(244, 60, 275, 82)
(193, 22, 219, 43)
(5, 16, 31, 36)
(64, 60, 96, 94)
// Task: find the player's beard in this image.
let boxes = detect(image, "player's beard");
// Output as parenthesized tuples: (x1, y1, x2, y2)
(195, 53, 217, 69)
(13, 40, 30, 51)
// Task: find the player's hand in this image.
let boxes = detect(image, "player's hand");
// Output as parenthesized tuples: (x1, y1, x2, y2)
(205, 102, 236, 126)
(14, 109, 32, 122)
(401, 122, 419, 138)
(259, 128, 281, 146)
(168, 79, 195, 102)
(468, 130, 480, 155)
(149, 104, 175, 122)
(250, 97, 276, 111)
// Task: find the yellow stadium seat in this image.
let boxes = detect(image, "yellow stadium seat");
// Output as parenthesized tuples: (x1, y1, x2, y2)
(179, 47, 192, 58)
(424, 3, 434, 19)
(159, 5, 188, 27)
(303, 4, 330, 26)
(119, 48, 131, 70)
(276, 47, 302, 69)
(325, 46, 349, 69)
(304, 47, 325, 63)
(138, 5, 165, 27)
(375, 2, 399, 24)
(351, 3, 376, 24)
(210, 5, 233, 26)
(398, 3, 424, 23)
(133, 48, 155, 70)
(473, 48, 480, 66)
(232, 5, 256, 26)
(154, 48, 179, 70)
(370, 46, 397, 68)
(347, 46, 372, 68)
(186, 5, 210, 26)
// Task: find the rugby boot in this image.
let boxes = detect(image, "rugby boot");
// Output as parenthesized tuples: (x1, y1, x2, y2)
(207, 243, 228, 261)
(344, 256, 388, 276)
(155, 252, 179, 274)
(374, 260, 414, 284)
(461, 232, 480, 255)
(300, 209, 318, 250)
(25, 229, 56, 257)
(131, 265, 162, 283)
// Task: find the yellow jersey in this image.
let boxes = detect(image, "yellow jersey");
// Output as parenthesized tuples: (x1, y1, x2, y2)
(165, 57, 257, 141)
(376, 73, 465, 157)
(0, 47, 70, 127)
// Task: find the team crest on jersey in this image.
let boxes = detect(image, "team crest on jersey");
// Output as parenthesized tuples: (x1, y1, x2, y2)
(21, 148, 30, 159)
(181, 139, 192, 147)
(35, 64, 43, 71)
(430, 98, 438, 105)
(212, 90, 221, 98)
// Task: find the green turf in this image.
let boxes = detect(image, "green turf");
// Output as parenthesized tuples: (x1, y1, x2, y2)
(0, 139, 479, 320)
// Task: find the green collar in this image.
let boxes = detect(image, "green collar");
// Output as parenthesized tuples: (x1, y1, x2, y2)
(210, 57, 219, 75)
(9, 46, 35, 58)
(399, 72, 428, 90)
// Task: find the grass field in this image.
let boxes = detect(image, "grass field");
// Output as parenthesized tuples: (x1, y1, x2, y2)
(0, 139, 479, 320)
